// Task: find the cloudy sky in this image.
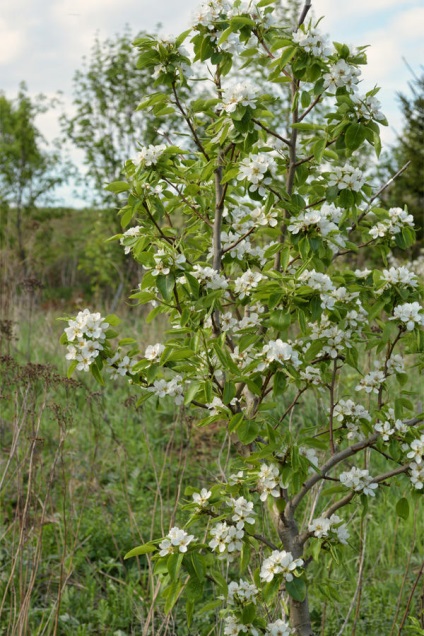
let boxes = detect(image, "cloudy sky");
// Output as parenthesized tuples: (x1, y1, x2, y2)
(1, 0, 423, 205)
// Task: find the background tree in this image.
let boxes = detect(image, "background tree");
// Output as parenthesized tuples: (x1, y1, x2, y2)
(62, 27, 169, 206)
(380, 69, 424, 250)
(0, 85, 66, 275)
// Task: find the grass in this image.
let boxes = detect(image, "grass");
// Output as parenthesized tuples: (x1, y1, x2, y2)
(0, 303, 423, 635)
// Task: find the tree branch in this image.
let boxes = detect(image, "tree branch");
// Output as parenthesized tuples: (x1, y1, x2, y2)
(297, 0, 312, 29)
(171, 83, 210, 161)
(251, 118, 292, 148)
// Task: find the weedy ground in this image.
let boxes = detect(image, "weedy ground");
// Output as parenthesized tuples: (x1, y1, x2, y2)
(0, 301, 422, 635)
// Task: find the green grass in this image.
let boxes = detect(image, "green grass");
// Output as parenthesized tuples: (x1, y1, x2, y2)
(0, 308, 423, 635)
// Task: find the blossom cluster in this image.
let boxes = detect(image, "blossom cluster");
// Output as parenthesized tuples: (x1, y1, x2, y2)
(390, 301, 424, 331)
(260, 339, 300, 369)
(333, 399, 371, 440)
(379, 266, 418, 291)
(228, 496, 256, 529)
(339, 466, 378, 496)
(133, 143, 167, 167)
(209, 521, 244, 555)
(221, 81, 259, 114)
(327, 163, 365, 192)
(148, 375, 184, 404)
(287, 203, 346, 252)
(260, 550, 304, 583)
(307, 314, 352, 359)
(374, 408, 408, 441)
(308, 514, 350, 544)
(352, 93, 385, 122)
(106, 352, 137, 379)
(323, 59, 361, 93)
(64, 309, 109, 372)
(257, 463, 285, 502)
(159, 526, 195, 556)
(292, 26, 331, 58)
(227, 579, 258, 605)
(369, 207, 414, 240)
(237, 153, 276, 196)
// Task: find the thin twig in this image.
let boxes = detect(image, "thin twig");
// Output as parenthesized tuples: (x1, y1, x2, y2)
(172, 83, 210, 160)
(297, 0, 312, 29)
(298, 94, 322, 122)
(397, 559, 424, 634)
(251, 118, 292, 148)
(369, 160, 411, 207)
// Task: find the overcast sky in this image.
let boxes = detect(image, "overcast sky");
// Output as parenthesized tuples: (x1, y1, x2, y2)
(1, 0, 423, 206)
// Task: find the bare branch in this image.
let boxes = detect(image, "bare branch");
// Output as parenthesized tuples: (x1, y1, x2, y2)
(368, 160, 411, 207)
(297, 0, 312, 29)
(251, 118, 292, 148)
(171, 83, 210, 161)
(298, 94, 322, 123)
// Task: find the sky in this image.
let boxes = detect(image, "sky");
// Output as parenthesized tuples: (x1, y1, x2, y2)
(1, 0, 423, 206)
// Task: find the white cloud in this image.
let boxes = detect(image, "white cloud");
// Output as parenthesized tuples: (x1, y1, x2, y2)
(0, 18, 24, 66)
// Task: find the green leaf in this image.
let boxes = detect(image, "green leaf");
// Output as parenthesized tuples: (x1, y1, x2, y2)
(313, 138, 327, 163)
(124, 543, 157, 559)
(273, 371, 287, 397)
(286, 577, 307, 602)
(90, 362, 104, 386)
(396, 497, 409, 520)
(278, 46, 297, 68)
(168, 552, 184, 581)
(345, 123, 367, 150)
(242, 602, 256, 624)
(105, 313, 121, 327)
(186, 600, 194, 628)
(67, 360, 77, 378)
(228, 413, 244, 432)
(237, 419, 259, 444)
(269, 310, 291, 331)
(156, 274, 175, 302)
(105, 180, 130, 194)
(164, 580, 182, 614)
(210, 569, 228, 595)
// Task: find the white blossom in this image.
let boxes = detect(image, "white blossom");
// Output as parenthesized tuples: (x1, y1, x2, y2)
(410, 462, 424, 490)
(323, 59, 361, 93)
(380, 266, 418, 289)
(355, 370, 385, 394)
(407, 435, 424, 465)
(260, 550, 304, 583)
(292, 27, 331, 58)
(145, 343, 165, 361)
(328, 163, 365, 192)
(209, 522, 244, 554)
(222, 81, 259, 113)
(261, 339, 300, 368)
(234, 269, 264, 298)
(192, 488, 212, 508)
(206, 396, 225, 415)
(228, 496, 256, 529)
(227, 579, 258, 605)
(257, 463, 285, 502)
(265, 619, 293, 636)
(159, 526, 195, 556)
(339, 466, 378, 496)
(64, 309, 110, 371)
(390, 302, 424, 331)
(148, 375, 184, 404)
(133, 143, 167, 167)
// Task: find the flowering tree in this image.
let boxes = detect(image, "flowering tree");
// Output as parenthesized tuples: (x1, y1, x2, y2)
(60, 1, 424, 633)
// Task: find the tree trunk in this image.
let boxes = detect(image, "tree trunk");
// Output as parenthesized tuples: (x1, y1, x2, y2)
(276, 512, 314, 635)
